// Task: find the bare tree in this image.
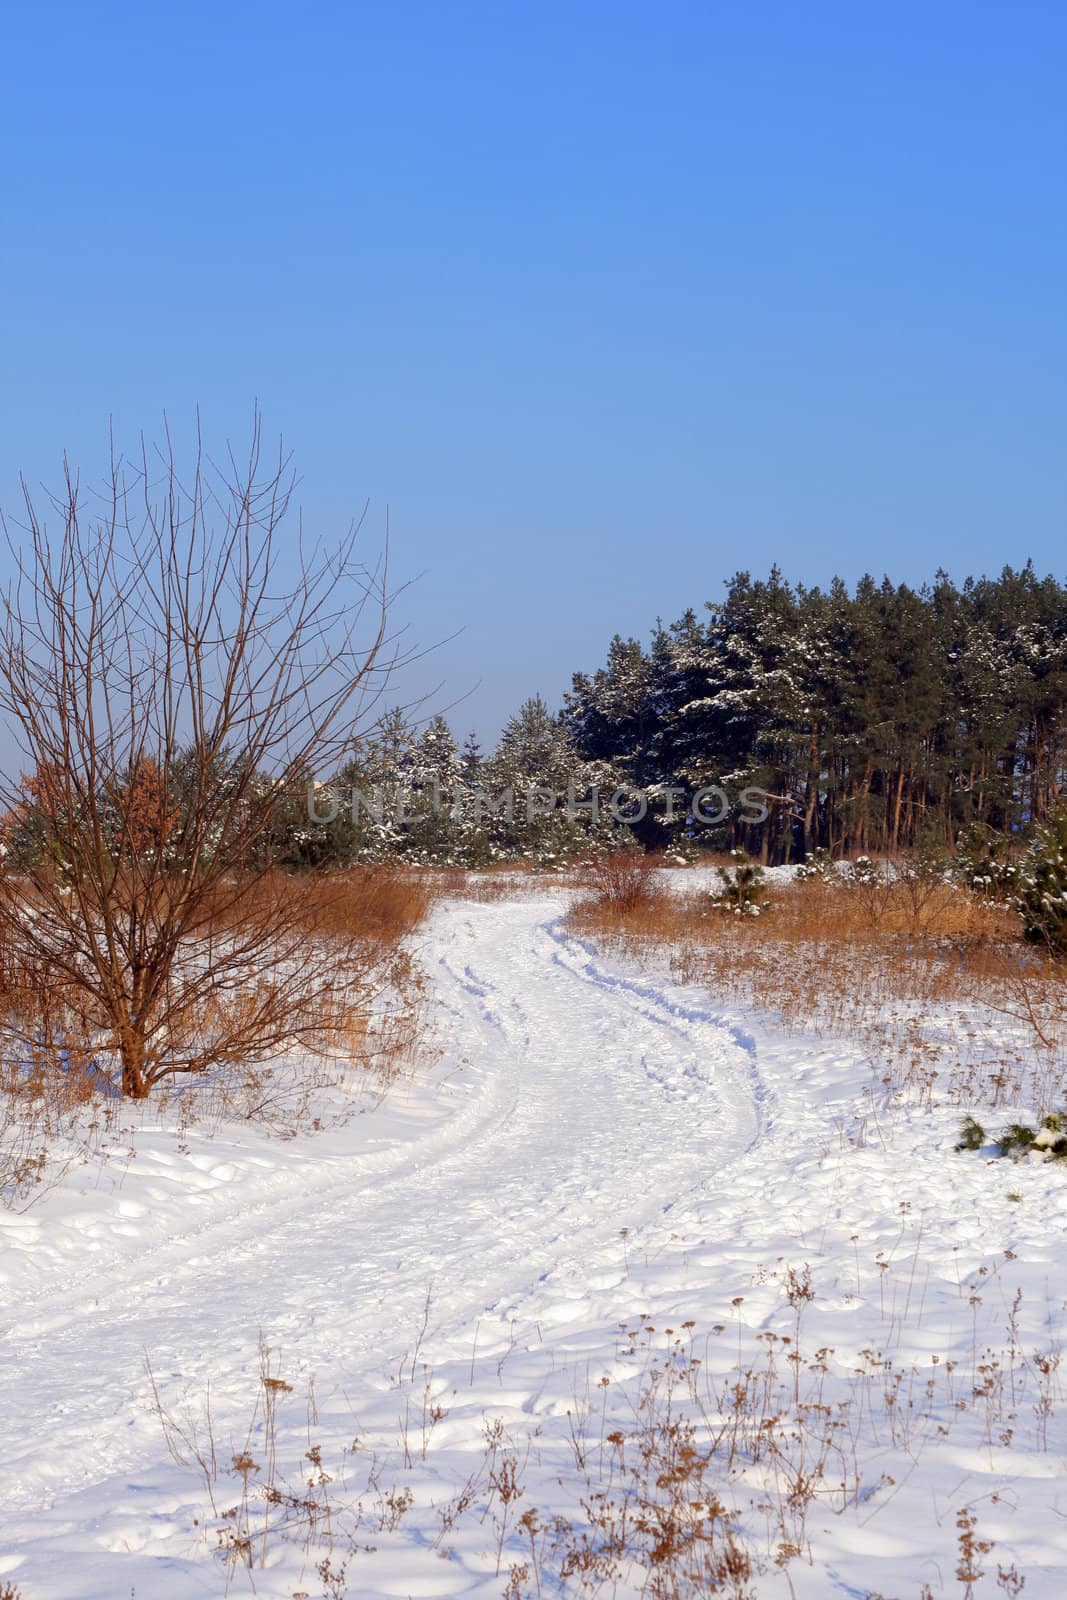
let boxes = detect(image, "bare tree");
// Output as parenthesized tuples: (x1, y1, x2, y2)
(0, 413, 410, 1097)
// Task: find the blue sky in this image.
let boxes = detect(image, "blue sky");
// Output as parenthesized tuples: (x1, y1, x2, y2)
(2, 1, 1065, 745)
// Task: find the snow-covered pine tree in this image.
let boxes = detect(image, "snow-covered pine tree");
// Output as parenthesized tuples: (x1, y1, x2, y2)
(460, 731, 483, 785)
(708, 848, 770, 916)
(654, 571, 804, 859)
(482, 695, 629, 863)
(403, 715, 468, 863)
(1016, 805, 1067, 955)
(328, 708, 415, 863)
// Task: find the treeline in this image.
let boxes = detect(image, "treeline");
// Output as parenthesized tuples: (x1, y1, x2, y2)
(566, 564, 1067, 862)
(6, 565, 1066, 871)
(267, 562, 1067, 867)
(1, 702, 628, 872)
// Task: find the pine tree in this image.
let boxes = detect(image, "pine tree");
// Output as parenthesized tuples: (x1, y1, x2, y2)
(483, 696, 627, 863)
(404, 716, 466, 863)
(329, 708, 415, 862)
(1016, 806, 1067, 955)
(709, 849, 770, 916)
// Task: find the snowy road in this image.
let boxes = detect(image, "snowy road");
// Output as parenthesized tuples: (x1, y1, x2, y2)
(0, 895, 762, 1520)
(3, 889, 1066, 1598)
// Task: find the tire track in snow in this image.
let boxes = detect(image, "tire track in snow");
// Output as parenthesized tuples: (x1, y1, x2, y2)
(543, 915, 773, 1145)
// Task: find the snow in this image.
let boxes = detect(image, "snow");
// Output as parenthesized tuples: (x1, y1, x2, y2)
(1, 882, 1066, 1596)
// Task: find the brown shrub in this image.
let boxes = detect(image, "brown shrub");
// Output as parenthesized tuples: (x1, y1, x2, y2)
(0, 864, 437, 1196)
(585, 850, 657, 912)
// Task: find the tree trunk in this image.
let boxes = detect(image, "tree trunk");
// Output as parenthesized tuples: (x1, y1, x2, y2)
(119, 1030, 150, 1098)
(889, 766, 906, 853)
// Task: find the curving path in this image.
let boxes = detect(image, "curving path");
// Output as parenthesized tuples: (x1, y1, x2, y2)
(0, 893, 763, 1527)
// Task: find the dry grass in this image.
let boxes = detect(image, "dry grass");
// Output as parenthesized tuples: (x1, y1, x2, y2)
(257, 867, 435, 949)
(420, 854, 680, 905)
(152, 1254, 1053, 1597)
(420, 865, 569, 902)
(567, 872, 1067, 1112)
(0, 919, 118, 1204)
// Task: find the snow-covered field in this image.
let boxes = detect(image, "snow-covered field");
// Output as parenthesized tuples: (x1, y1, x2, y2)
(1, 884, 1065, 1597)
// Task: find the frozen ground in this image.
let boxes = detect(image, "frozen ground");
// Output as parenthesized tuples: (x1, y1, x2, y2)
(1, 886, 1065, 1597)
